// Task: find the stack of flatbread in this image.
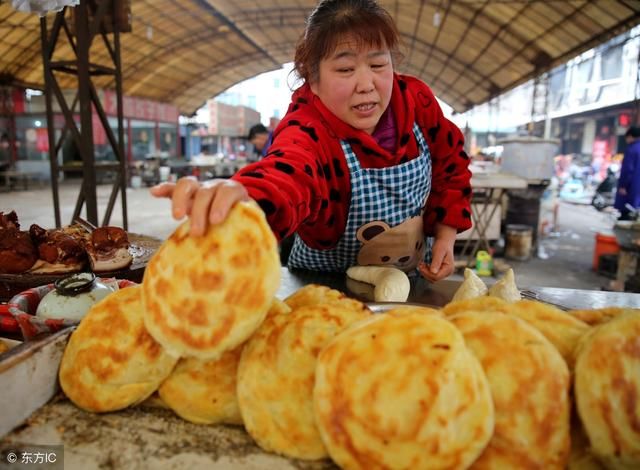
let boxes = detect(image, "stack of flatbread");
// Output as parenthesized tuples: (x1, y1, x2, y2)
(56, 201, 640, 469)
(59, 200, 281, 418)
(442, 273, 640, 470)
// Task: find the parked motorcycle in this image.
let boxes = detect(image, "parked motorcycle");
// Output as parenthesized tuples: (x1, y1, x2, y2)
(591, 169, 618, 211)
(591, 190, 615, 211)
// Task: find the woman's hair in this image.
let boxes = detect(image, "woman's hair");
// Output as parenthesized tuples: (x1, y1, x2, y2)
(293, 0, 402, 84)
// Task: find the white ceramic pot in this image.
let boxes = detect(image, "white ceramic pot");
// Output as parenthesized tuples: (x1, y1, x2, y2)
(36, 272, 117, 322)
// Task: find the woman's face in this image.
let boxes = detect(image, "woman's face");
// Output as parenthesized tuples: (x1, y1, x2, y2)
(310, 35, 394, 134)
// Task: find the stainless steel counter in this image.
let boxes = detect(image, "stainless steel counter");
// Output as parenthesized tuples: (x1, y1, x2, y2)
(280, 267, 640, 309)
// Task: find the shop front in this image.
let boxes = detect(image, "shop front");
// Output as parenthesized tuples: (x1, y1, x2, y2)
(0, 87, 180, 184)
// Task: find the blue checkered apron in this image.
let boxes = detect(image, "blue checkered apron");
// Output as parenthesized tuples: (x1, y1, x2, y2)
(287, 122, 432, 272)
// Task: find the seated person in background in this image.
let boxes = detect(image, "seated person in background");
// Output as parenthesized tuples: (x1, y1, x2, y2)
(248, 124, 273, 159)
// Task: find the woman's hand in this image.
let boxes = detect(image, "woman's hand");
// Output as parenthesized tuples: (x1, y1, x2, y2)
(418, 223, 457, 282)
(150, 176, 249, 236)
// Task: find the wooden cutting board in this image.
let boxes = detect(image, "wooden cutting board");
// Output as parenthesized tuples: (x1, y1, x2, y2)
(0, 234, 161, 302)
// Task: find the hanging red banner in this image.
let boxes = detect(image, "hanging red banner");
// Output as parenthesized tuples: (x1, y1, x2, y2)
(92, 112, 107, 146)
(35, 128, 49, 152)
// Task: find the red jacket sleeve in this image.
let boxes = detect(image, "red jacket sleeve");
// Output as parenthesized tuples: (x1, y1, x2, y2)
(232, 120, 349, 247)
(411, 79, 472, 234)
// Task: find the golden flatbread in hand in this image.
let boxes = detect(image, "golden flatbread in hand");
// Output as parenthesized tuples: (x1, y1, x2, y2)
(142, 200, 280, 360)
(237, 302, 371, 460)
(508, 300, 590, 367)
(158, 348, 243, 425)
(0, 340, 9, 354)
(450, 312, 571, 469)
(442, 295, 511, 316)
(59, 286, 178, 412)
(574, 312, 640, 470)
(314, 313, 495, 470)
(568, 307, 640, 327)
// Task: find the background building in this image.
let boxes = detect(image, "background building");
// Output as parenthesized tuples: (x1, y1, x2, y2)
(0, 86, 179, 181)
(216, 63, 293, 127)
(452, 26, 640, 171)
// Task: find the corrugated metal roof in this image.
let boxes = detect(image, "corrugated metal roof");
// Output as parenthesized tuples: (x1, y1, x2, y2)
(1, 0, 639, 115)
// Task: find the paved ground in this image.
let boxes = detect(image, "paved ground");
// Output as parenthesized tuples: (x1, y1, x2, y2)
(1, 180, 618, 290)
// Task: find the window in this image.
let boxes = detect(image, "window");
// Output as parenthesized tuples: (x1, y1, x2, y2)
(159, 123, 177, 157)
(131, 120, 156, 160)
(601, 47, 622, 80)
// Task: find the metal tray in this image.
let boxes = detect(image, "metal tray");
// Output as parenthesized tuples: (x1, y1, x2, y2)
(0, 327, 74, 436)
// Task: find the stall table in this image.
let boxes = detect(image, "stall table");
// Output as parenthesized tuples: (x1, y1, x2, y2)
(0, 169, 39, 191)
(460, 171, 527, 266)
(1, 268, 639, 469)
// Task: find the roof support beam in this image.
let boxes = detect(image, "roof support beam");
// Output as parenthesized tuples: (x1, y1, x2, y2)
(40, 1, 128, 229)
(192, 0, 280, 68)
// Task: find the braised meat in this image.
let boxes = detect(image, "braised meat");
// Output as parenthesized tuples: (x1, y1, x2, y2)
(0, 212, 131, 274)
(29, 224, 87, 266)
(0, 212, 37, 273)
(87, 226, 132, 272)
(91, 227, 129, 252)
(0, 211, 20, 230)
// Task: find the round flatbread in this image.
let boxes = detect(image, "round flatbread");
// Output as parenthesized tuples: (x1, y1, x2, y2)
(442, 295, 511, 316)
(314, 313, 495, 470)
(574, 312, 640, 469)
(384, 305, 443, 317)
(59, 286, 178, 412)
(450, 312, 571, 469)
(142, 200, 280, 360)
(157, 299, 291, 425)
(508, 300, 590, 367)
(158, 348, 243, 425)
(568, 307, 640, 327)
(284, 283, 365, 312)
(237, 302, 371, 460)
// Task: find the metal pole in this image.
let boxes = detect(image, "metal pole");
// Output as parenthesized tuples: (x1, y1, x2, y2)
(40, 15, 62, 228)
(543, 74, 552, 140)
(114, 23, 128, 230)
(75, 0, 98, 225)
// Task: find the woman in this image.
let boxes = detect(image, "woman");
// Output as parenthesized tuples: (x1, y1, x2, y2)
(152, 0, 472, 282)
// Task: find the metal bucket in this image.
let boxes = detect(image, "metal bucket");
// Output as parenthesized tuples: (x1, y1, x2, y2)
(613, 221, 640, 252)
(505, 224, 533, 261)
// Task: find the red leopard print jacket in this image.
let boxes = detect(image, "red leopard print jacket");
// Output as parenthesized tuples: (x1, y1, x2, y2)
(232, 73, 472, 250)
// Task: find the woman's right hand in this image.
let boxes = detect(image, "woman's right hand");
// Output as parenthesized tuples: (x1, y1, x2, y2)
(150, 176, 249, 237)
